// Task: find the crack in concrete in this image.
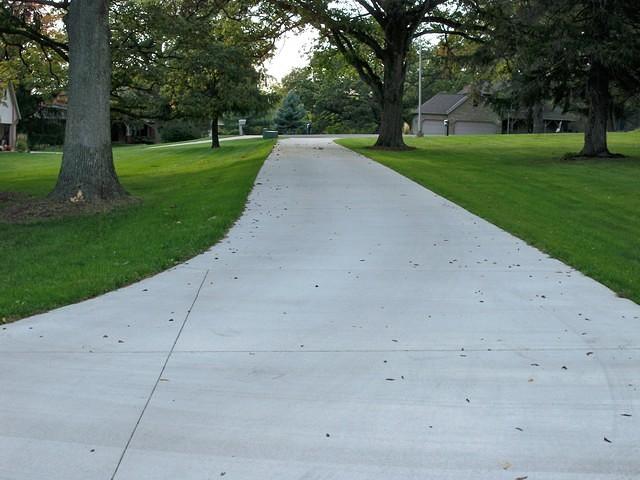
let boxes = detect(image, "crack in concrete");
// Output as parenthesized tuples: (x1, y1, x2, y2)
(110, 269, 209, 480)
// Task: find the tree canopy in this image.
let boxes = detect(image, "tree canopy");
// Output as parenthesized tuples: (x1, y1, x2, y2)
(112, 0, 282, 147)
(273, 0, 479, 148)
(280, 43, 379, 134)
(476, 0, 640, 156)
(280, 37, 474, 134)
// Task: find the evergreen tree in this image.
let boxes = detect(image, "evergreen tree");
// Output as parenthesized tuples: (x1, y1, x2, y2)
(274, 91, 307, 133)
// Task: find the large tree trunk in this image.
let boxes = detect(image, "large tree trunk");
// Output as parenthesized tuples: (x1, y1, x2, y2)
(579, 62, 611, 157)
(532, 103, 545, 134)
(211, 115, 220, 149)
(49, 0, 126, 202)
(374, 46, 408, 149)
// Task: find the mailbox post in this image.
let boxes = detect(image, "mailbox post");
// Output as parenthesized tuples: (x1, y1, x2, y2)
(444, 119, 449, 136)
(238, 119, 247, 136)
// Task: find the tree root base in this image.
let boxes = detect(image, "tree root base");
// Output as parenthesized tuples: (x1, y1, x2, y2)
(0, 193, 141, 224)
(563, 151, 626, 160)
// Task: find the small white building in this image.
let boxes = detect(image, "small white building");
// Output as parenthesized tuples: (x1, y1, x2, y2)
(0, 82, 21, 150)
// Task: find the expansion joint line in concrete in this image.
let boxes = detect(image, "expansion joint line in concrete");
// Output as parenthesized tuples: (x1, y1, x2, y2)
(110, 269, 210, 480)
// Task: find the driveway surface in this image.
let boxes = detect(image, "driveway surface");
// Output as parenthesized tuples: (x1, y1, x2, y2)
(1, 138, 639, 479)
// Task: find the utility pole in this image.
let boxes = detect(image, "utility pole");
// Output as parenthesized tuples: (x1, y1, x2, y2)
(417, 48, 423, 137)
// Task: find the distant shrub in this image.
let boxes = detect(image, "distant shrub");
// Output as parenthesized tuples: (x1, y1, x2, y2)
(15, 134, 29, 152)
(220, 115, 275, 136)
(159, 124, 199, 143)
(325, 124, 345, 135)
(23, 119, 65, 149)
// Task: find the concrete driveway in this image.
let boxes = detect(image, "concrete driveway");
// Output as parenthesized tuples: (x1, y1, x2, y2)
(1, 137, 639, 479)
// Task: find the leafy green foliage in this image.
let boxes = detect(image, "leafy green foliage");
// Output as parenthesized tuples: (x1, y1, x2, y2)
(0, 3, 68, 61)
(280, 45, 378, 133)
(164, 43, 264, 120)
(158, 122, 202, 143)
(0, 10, 68, 146)
(110, 0, 283, 146)
(14, 133, 28, 152)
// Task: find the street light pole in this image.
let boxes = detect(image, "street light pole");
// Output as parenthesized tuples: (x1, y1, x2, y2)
(417, 48, 423, 137)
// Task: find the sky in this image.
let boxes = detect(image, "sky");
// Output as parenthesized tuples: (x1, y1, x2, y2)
(264, 28, 318, 82)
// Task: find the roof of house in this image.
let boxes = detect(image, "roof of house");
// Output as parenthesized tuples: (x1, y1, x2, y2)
(417, 93, 467, 115)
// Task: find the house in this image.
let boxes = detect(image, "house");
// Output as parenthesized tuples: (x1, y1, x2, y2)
(35, 93, 160, 144)
(0, 82, 21, 150)
(412, 92, 501, 135)
(505, 106, 583, 134)
(35, 92, 68, 122)
(412, 90, 583, 135)
(111, 120, 160, 144)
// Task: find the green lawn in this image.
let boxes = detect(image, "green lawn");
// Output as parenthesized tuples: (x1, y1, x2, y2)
(338, 132, 640, 305)
(0, 139, 274, 321)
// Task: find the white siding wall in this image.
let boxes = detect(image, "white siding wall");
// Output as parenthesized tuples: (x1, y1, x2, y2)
(0, 89, 14, 124)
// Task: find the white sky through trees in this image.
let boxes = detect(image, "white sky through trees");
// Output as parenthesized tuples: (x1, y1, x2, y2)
(264, 27, 318, 82)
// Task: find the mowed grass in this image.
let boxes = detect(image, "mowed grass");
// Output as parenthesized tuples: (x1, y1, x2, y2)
(338, 132, 640, 305)
(0, 139, 274, 321)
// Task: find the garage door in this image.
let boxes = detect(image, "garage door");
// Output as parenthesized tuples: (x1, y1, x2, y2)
(421, 120, 446, 135)
(454, 121, 498, 135)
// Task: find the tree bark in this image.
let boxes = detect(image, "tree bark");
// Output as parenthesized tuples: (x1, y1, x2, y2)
(211, 115, 220, 148)
(532, 103, 545, 134)
(49, 0, 126, 202)
(374, 47, 408, 149)
(579, 62, 611, 157)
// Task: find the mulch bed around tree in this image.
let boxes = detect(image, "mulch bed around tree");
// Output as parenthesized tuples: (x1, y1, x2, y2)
(367, 145, 416, 151)
(562, 152, 627, 161)
(0, 191, 140, 224)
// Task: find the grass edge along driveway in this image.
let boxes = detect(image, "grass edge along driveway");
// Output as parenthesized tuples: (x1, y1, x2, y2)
(337, 132, 640, 306)
(0, 139, 275, 322)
